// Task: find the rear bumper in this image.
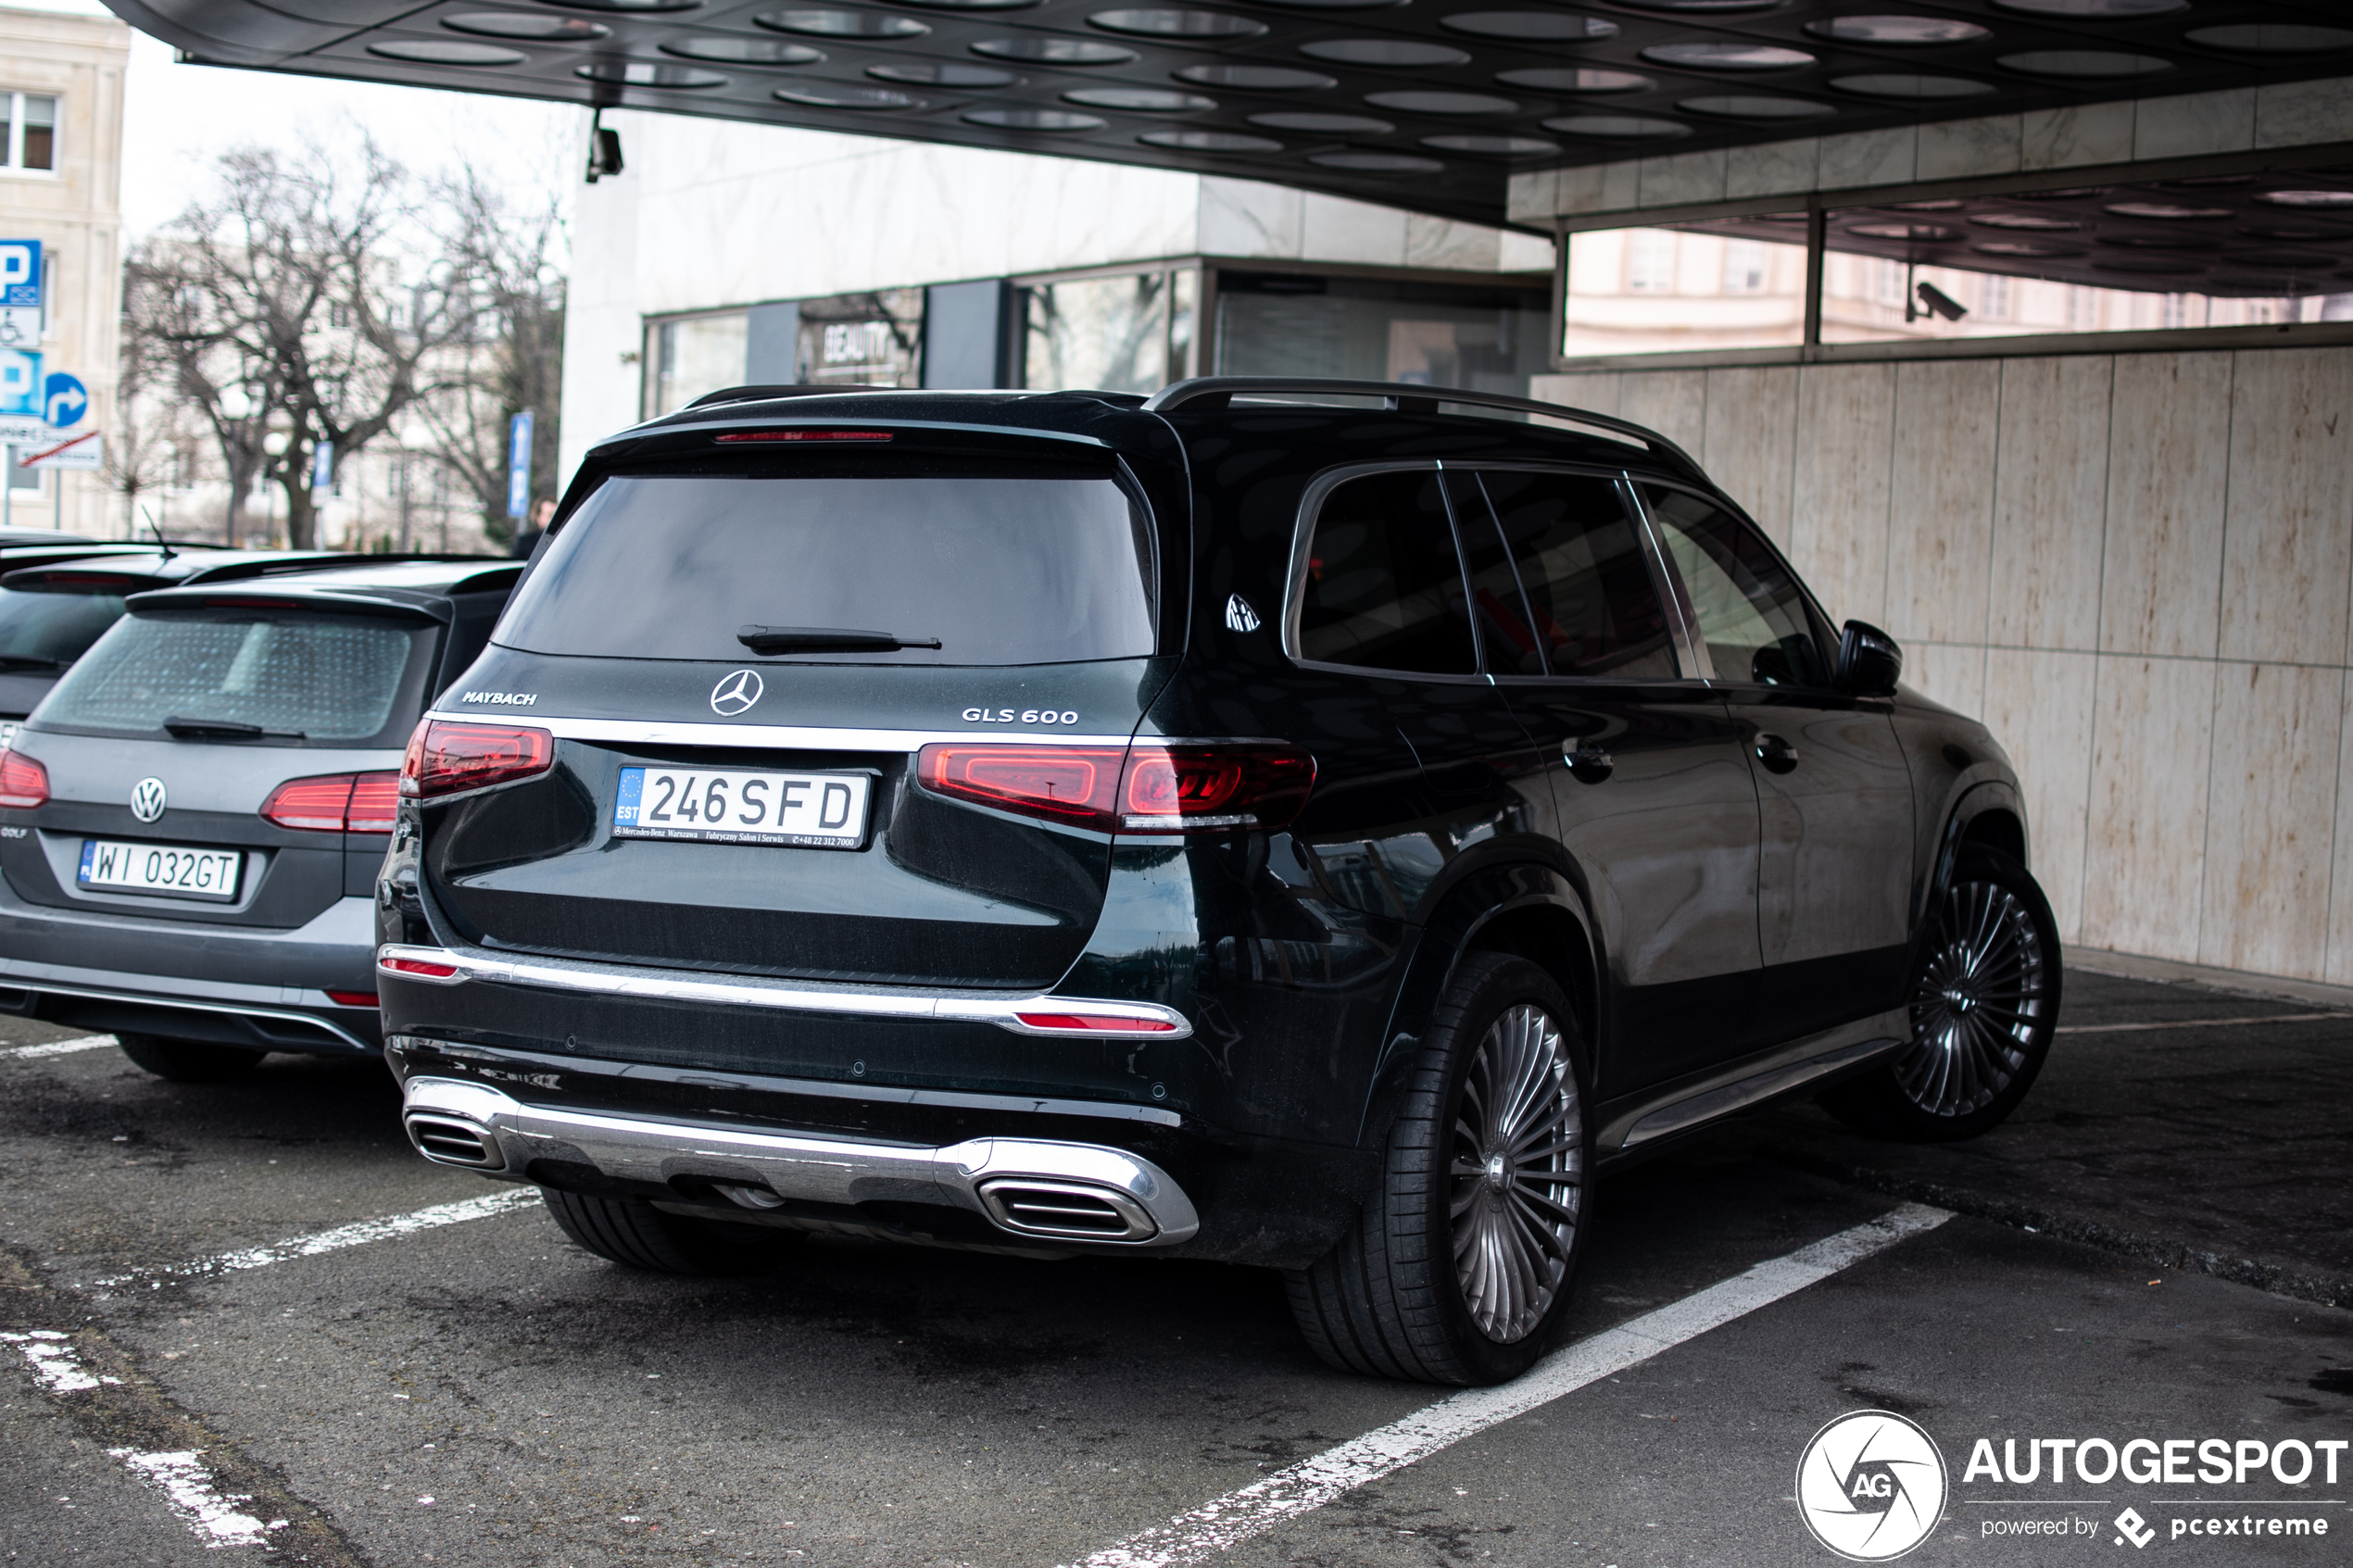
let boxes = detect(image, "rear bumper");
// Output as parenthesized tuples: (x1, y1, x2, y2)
(401, 1073, 1202, 1248)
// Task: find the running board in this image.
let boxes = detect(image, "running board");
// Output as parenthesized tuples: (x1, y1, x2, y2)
(1600, 1011, 1909, 1157)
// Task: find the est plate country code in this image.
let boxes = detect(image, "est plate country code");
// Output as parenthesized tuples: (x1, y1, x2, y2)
(79, 838, 244, 900)
(612, 766, 871, 848)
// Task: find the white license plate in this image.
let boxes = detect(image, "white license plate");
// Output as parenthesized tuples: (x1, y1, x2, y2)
(612, 765, 872, 848)
(78, 838, 244, 900)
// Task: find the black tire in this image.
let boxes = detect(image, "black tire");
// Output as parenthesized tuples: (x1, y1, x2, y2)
(1820, 846, 2062, 1143)
(540, 1186, 800, 1276)
(1286, 952, 1592, 1386)
(114, 1033, 266, 1083)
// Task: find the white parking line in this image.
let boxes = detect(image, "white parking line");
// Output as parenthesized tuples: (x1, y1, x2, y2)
(0, 1034, 117, 1060)
(107, 1449, 281, 1549)
(2057, 1012, 2349, 1035)
(92, 1187, 543, 1290)
(0, 1331, 119, 1395)
(1067, 1202, 1953, 1568)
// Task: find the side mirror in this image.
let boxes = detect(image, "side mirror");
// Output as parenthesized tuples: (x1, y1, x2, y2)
(1836, 620, 1902, 697)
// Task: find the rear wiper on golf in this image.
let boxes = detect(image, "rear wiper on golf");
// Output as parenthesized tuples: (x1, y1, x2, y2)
(736, 624, 942, 655)
(162, 715, 307, 741)
(0, 655, 62, 671)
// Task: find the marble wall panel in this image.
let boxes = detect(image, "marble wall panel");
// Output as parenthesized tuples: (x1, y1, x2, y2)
(1635, 149, 1727, 207)
(1301, 194, 1407, 266)
(1981, 647, 2098, 943)
(2255, 76, 2353, 150)
(2133, 90, 2255, 160)
(1725, 138, 1817, 200)
(1198, 178, 1302, 257)
(1530, 373, 1623, 418)
(2218, 347, 2353, 668)
(1616, 371, 1708, 458)
(1915, 115, 2020, 181)
(2100, 352, 2231, 660)
(2020, 102, 2133, 169)
(1902, 641, 1984, 720)
(1404, 214, 1499, 270)
(1818, 128, 1915, 192)
(1989, 356, 2111, 651)
(2326, 678, 2353, 987)
(1788, 363, 1895, 624)
(2080, 655, 2217, 965)
(1884, 359, 2000, 646)
(2198, 661, 2344, 981)
(1700, 367, 1799, 545)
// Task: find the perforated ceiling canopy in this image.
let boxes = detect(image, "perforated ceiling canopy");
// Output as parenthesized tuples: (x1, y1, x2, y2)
(104, 0, 2353, 230)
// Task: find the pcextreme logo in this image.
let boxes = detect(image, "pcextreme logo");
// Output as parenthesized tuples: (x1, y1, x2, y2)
(1797, 1411, 1949, 1562)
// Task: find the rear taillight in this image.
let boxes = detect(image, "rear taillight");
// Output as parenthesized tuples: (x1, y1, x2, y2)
(379, 953, 459, 980)
(325, 990, 379, 1009)
(915, 742, 1313, 833)
(1013, 1011, 1179, 1034)
(399, 720, 553, 800)
(0, 748, 47, 809)
(259, 771, 401, 834)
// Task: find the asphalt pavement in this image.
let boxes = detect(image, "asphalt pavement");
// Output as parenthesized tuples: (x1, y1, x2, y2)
(0, 965, 2347, 1568)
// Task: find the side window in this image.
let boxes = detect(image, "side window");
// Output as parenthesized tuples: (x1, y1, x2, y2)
(1643, 486, 1830, 688)
(1297, 470, 1476, 675)
(1473, 471, 1679, 680)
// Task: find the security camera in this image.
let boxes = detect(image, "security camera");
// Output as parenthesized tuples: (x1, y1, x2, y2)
(585, 111, 623, 184)
(1913, 280, 1968, 323)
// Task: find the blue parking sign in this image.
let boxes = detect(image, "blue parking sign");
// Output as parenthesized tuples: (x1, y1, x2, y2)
(0, 349, 41, 418)
(0, 241, 39, 309)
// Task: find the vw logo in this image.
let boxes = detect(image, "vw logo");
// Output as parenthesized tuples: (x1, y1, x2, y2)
(710, 669, 764, 718)
(130, 777, 168, 823)
(1795, 1410, 1946, 1562)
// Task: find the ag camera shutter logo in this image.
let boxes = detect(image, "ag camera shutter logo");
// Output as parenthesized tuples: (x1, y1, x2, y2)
(1796, 1411, 1947, 1562)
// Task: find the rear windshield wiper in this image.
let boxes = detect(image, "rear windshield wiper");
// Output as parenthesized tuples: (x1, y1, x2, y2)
(163, 715, 307, 741)
(736, 624, 943, 655)
(0, 655, 62, 672)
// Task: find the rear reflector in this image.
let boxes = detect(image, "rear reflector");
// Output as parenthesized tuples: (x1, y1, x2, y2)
(1013, 1012, 1179, 1034)
(325, 990, 379, 1009)
(401, 720, 554, 800)
(915, 741, 1313, 834)
(380, 955, 459, 980)
(713, 430, 893, 443)
(260, 771, 399, 834)
(0, 748, 47, 809)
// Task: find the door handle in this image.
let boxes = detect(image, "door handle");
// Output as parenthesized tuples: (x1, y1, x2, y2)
(1755, 734, 1798, 774)
(1565, 742, 1613, 784)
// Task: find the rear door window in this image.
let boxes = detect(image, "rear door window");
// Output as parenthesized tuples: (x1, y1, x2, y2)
(495, 456, 1159, 666)
(1296, 470, 1476, 675)
(1472, 471, 1679, 681)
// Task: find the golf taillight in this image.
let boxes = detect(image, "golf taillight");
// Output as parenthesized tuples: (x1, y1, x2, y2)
(915, 742, 1313, 833)
(0, 748, 47, 809)
(400, 720, 553, 800)
(260, 771, 400, 834)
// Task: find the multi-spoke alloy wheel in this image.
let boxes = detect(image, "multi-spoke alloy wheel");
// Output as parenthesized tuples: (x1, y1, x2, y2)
(1450, 1003, 1583, 1344)
(1898, 879, 2049, 1118)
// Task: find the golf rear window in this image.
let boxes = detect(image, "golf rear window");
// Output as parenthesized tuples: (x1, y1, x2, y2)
(496, 457, 1158, 665)
(32, 608, 438, 747)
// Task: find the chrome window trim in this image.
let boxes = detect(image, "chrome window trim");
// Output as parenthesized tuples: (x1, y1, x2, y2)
(1280, 459, 1476, 680)
(375, 942, 1194, 1039)
(1622, 478, 1715, 684)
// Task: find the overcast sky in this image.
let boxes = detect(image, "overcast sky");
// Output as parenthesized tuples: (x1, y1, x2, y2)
(18, 0, 578, 234)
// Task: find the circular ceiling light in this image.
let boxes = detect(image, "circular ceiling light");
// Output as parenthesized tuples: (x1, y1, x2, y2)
(1642, 42, 1815, 70)
(2228, 250, 2337, 270)
(1972, 212, 2081, 230)
(575, 59, 728, 85)
(2185, 24, 2353, 52)
(1830, 73, 1996, 97)
(1805, 15, 1989, 44)
(2237, 223, 2351, 242)
(1497, 67, 1652, 93)
(1365, 89, 1517, 114)
(1972, 241, 2083, 257)
(2256, 189, 2353, 208)
(444, 12, 610, 39)
(1991, 0, 2183, 13)
(963, 106, 1107, 130)
(662, 37, 824, 64)
(1065, 85, 1217, 110)
(370, 38, 528, 63)
(1542, 114, 1690, 140)
(1440, 11, 1617, 39)
(2104, 201, 2232, 220)
(1141, 128, 1283, 150)
(1612, 0, 1784, 10)
(869, 61, 1016, 84)
(758, 9, 927, 35)
(538, 0, 699, 10)
(1177, 62, 1335, 89)
(1680, 94, 1836, 119)
(1247, 0, 1405, 9)
(2095, 257, 2207, 276)
(1999, 51, 2172, 78)
(1309, 149, 1444, 171)
(774, 82, 923, 107)
(2012, 185, 2106, 200)
(1421, 133, 1558, 156)
(2108, 234, 2223, 251)
(892, 0, 1039, 9)
(973, 36, 1135, 62)
(1089, 7, 1265, 36)
(1847, 222, 1962, 241)
(1301, 39, 1472, 67)
(1250, 110, 1392, 132)
(1887, 198, 1964, 210)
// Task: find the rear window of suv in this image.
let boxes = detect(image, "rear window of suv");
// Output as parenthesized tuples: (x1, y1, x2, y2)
(495, 456, 1159, 666)
(0, 584, 127, 670)
(32, 608, 439, 746)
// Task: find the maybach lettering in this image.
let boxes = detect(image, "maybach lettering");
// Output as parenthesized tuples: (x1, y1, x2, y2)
(459, 691, 538, 706)
(1963, 1436, 2347, 1486)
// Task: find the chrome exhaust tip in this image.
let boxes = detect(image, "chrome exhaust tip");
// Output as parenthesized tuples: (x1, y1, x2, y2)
(976, 1178, 1157, 1242)
(404, 1113, 504, 1171)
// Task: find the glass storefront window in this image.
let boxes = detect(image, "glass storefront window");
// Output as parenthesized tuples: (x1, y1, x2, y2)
(648, 313, 748, 417)
(794, 289, 924, 386)
(1560, 220, 1808, 358)
(1025, 272, 1169, 394)
(1216, 273, 1550, 396)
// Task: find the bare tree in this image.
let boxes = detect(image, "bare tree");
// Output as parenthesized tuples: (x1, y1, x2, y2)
(126, 140, 484, 548)
(102, 287, 192, 541)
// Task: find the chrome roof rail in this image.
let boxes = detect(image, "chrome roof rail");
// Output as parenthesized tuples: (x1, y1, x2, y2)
(1140, 376, 1697, 472)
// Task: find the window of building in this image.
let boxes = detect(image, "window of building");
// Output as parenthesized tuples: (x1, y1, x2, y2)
(1563, 220, 1806, 358)
(1026, 272, 1169, 394)
(0, 94, 57, 174)
(647, 311, 748, 417)
(1219, 271, 1550, 395)
(794, 290, 922, 387)
(1627, 231, 1677, 294)
(1722, 242, 1768, 295)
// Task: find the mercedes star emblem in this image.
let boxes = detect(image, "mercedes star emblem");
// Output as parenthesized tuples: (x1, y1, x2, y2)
(710, 669, 764, 718)
(130, 777, 168, 823)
